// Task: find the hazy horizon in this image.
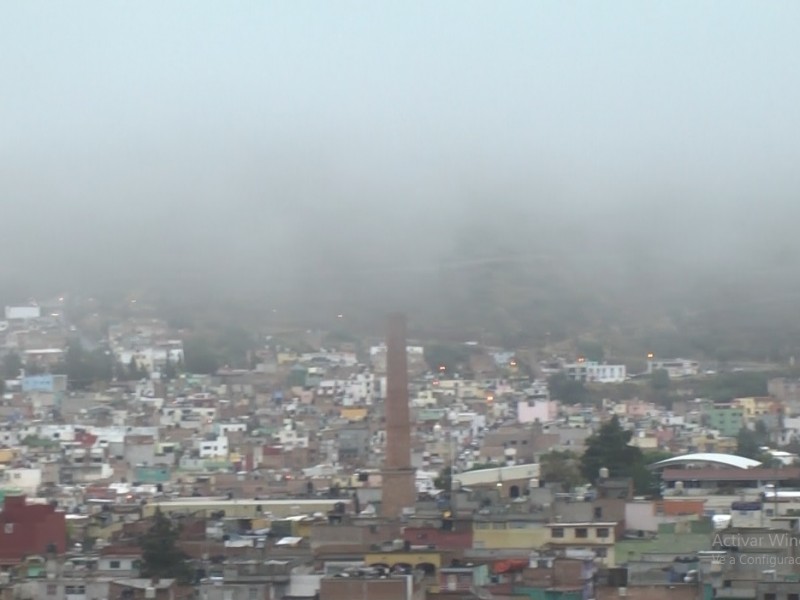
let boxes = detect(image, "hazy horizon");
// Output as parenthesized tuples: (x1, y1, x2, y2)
(3, 2, 800, 352)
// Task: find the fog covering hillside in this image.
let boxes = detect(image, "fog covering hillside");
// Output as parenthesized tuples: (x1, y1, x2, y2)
(3, 2, 800, 361)
(4, 175, 800, 362)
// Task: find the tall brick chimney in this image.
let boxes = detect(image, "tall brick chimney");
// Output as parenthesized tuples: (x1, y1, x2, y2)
(381, 313, 416, 519)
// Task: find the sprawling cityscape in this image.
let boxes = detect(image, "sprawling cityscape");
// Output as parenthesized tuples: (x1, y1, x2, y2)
(6, 2, 800, 599)
(0, 299, 799, 600)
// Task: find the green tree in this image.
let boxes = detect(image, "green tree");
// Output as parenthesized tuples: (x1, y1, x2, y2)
(424, 344, 472, 374)
(632, 450, 674, 496)
(323, 330, 358, 347)
(217, 326, 256, 369)
(127, 357, 142, 381)
(51, 340, 114, 390)
(650, 369, 670, 391)
(548, 372, 589, 404)
(24, 362, 46, 376)
(736, 427, 762, 460)
(434, 466, 453, 492)
(163, 356, 177, 381)
(695, 372, 768, 402)
(540, 450, 584, 492)
(580, 416, 643, 483)
(576, 339, 605, 363)
(113, 361, 128, 381)
(2, 353, 23, 379)
(139, 509, 192, 583)
(736, 423, 771, 460)
(183, 336, 220, 374)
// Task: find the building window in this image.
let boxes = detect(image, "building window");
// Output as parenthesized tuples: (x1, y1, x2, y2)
(3, 524, 12, 534)
(47, 584, 57, 596)
(596, 528, 609, 538)
(576, 528, 588, 539)
(65, 585, 86, 594)
(552, 528, 564, 538)
(109, 560, 121, 569)
(248, 588, 259, 600)
(763, 595, 776, 600)
(788, 595, 799, 600)
(595, 547, 608, 558)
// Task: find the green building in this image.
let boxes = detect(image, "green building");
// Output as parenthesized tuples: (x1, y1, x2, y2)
(705, 405, 745, 437)
(133, 466, 171, 484)
(288, 366, 307, 388)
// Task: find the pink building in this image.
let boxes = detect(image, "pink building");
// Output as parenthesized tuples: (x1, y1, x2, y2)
(625, 399, 654, 418)
(517, 399, 558, 424)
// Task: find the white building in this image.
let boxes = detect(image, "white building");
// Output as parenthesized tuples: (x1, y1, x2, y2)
(317, 374, 386, 406)
(276, 426, 309, 450)
(564, 361, 626, 383)
(198, 435, 229, 459)
(116, 341, 184, 373)
(412, 390, 438, 408)
(89, 426, 159, 447)
(217, 422, 248, 436)
(160, 405, 217, 429)
(0, 428, 20, 448)
(1, 467, 42, 495)
(525, 380, 550, 400)
(34, 424, 76, 442)
(4, 306, 41, 321)
(342, 373, 384, 406)
(369, 344, 425, 372)
(646, 358, 699, 378)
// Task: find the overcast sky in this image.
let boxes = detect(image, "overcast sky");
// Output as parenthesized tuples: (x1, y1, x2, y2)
(2, 2, 800, 316)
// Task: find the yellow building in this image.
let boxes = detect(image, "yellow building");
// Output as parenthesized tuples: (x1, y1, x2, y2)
(364, 551, 441, 591)
(277, 352, 300, 365)
(734, 396, 778, 420)
(689, 434, 736, 454)
(545, 522, 616, 566)
(472, 520, 549, 550)
(630, 433, 659, 450)
(340, 406, 368, 422)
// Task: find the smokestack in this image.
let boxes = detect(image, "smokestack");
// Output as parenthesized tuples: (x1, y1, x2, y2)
(381, 313, 416, 519)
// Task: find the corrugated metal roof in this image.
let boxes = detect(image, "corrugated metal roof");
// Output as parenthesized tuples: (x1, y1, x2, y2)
(649, 453, 761, 470)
